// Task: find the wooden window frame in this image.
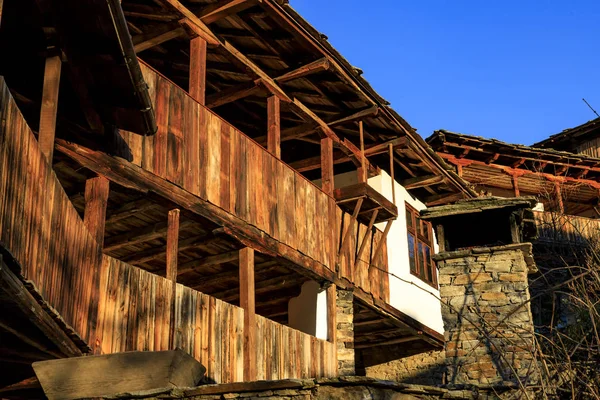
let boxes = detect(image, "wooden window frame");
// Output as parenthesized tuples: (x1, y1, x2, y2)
(405, 203, 438, 288)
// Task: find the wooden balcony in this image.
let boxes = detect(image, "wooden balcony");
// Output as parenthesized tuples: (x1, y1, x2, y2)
(533, 211, 600, 246)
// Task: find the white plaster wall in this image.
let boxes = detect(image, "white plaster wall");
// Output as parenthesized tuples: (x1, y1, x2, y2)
(288, 281, 328, 340)
(368, 171, 444, 334)
(312, 170, 444, 334)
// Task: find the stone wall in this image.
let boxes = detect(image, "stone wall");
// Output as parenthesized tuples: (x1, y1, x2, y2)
(336, 288, 354, 375)
(103, 377, 533, 399)
(436, 244, 538, 386)
(364, 350, 445, 386)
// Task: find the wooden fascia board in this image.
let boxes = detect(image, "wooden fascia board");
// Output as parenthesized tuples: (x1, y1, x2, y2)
(133, 26, 186, 53)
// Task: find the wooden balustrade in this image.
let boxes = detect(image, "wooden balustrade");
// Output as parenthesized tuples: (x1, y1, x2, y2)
(533, 211, 600, 245)
(0, 77, 337, 382)
(117, 61, 337, 272)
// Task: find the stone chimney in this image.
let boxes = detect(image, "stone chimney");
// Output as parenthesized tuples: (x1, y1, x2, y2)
(421, 197, 539, 387)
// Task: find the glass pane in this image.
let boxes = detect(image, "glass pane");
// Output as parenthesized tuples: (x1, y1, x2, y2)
(418, 242, 425, 278)
(406, 208, 413, 229)
(425, 246, 432, 282)
(408, 233, 416, 273)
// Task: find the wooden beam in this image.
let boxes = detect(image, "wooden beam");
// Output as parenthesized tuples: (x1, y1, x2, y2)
(205, 82, 260, 108)
(178, 250, 240, 275)
(424, 192, 465, 207)
(320, 137, 334, 196)
(205, 58, 329, 109)
(56, 139, 340, 286)
(371, 220, 392, 267)
(133, 26, 185, 53)
(197, 0, 256, 24)
(400, 174, 445, 190)
(163, 3, 219, 46)
(239, 247, 256, 381)
(189, 36, 207, 105)
(389, 143, 396, 205)
(353, 335, 420, 349)
(289, 137, 406, 173)
(32, 350, 204, 400)
(276, 57, 330, 83)
(358, 121, 366, 183)
(337, 198, 363, 265)
(38, 55, 62, 163)
(267, 95, 280, 158)
(83, 176, 110, 247)
(327, 284, 337, 347)
(104, 220, 195, 252)
(354, 209, 378, 269)
(166, 209, 180, 282)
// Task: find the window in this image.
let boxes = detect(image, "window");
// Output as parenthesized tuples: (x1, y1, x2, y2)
(405, 203, 437, 288)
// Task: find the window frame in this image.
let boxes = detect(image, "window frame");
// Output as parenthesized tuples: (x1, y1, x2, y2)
(405, 203, 438, 288)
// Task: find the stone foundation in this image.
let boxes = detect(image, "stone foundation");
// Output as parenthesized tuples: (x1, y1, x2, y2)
(436, 244, 538, 386)
(364, 350, 445, 386)
(102, 377, 535, 399)
(336, 288, 354, 375)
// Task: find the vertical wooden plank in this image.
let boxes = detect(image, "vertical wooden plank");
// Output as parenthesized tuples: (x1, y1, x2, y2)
(305, 183, 317, 260)
(166, 87, 184, 186)
(220, 124, 231, 211)
(239, 247, 256, 381)
(206, 113, 222, 206)
(154, 76, 171, 178)
(83, 176, 110, 246)
(267, 156, 278, 238)
(200, 293, 210, 373)
(184, 100, 200, 195)
(267, 95, 280, 158)
(38, 55, 62, 163)
(320, 137, 334, 195)
(189, 36, 207, 105)
(295, 177, 308, 255)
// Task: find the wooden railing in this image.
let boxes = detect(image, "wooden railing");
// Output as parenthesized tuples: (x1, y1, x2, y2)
(0, 78, 336, 382)
(534, 211, 600, 245)
(336, 209, 390, 303)
(118, 62, 337, 271)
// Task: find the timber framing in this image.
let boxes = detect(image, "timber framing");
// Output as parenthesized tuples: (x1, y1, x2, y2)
(428, 129, 600, 214)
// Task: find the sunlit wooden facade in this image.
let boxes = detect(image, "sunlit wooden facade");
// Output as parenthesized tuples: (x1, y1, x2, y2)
(0, 0, 480, 395)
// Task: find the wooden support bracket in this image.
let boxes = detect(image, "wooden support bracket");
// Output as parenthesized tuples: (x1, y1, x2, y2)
(354, 209, 379, 269)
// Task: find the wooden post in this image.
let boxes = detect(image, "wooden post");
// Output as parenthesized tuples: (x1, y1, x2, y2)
(267, 95, 281, 158)
(554, 182, 564, 213)
(38, 55, 62, 163)
(355, 209, 379, 268)
(357, 121, 367, 183)
(512, 175, 520, 197)
(83, 176, 110, 247)
(0, 0, 4, 27)
(321, 137, 334, 195)
(239, 247, 256, 381)
(326, 284, 337, 346)
(166, 209, 180, 282)
(166, 209, 180, 349)
(189, 37, 207, 105)
(389, 143, 396, 205)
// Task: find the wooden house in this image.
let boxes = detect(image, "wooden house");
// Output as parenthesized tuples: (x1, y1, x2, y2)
(0, 0, 478, 396)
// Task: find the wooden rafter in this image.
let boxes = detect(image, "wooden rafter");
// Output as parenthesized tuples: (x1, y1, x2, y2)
(104, 219, 195, 252)
(162, 0, 374, 172)
(133, 25, 185, 53)
(178, 250, 240, 275)
(196, 0, 257, 24)
(400, 174, 445, 190)
(205, 58, 330, 108)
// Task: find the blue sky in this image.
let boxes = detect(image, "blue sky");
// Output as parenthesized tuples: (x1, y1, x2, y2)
(291, 1, 600, 145)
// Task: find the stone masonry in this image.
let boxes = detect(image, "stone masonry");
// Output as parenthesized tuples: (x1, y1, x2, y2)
(336, 288, 355, 376)
(365, 350, 446, 386)
(435, 244, 538, 386)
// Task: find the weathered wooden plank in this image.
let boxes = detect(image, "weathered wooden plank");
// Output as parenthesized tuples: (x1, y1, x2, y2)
(33, 350, 205, 400)
(267, 95, 280, 158)
(167, 84, 185, 186)
(220, 123, 231, 211)
(38, 55, 62, 163)
(184, 99, 200, 195)
(189, 36, 207, 105)
(294, 176, 308, 255)
(154, 76, 171, 178)
(83, 176, 110, 246)
(206, 113, 222, 205)
(239, 247, 255, 382)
